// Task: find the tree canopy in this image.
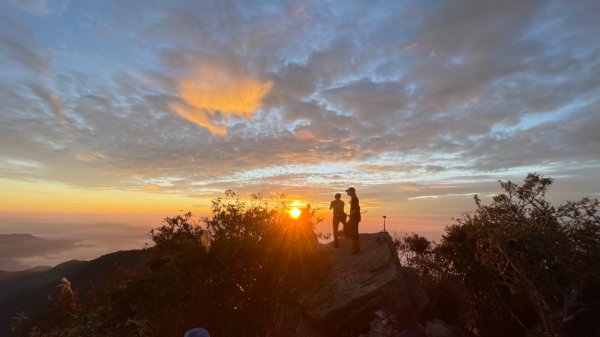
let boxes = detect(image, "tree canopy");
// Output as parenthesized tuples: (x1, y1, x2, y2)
(396, 173, 600, 337)
(27, 192, 325, 337)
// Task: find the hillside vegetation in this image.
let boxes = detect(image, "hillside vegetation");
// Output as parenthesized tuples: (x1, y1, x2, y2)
(8, 174, 600, 337)
(396, 173, 600, 337)
(19, 192, 325, 337)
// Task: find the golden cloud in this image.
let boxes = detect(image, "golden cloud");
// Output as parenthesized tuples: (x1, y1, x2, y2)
(400, 185, 421, 192)
(144, 184, 160, 191)
(171, 62, 273, 136)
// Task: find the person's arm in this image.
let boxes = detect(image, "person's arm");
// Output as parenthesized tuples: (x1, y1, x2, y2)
(329, 201, 333, 210)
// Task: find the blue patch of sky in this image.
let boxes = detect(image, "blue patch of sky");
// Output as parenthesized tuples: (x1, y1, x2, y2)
(14, 1, 160, 81)
(489, 98, 589, 135)
(309, 95, 353, 117)
(326, 75, 367, 89)
(66, 111, 92, 131)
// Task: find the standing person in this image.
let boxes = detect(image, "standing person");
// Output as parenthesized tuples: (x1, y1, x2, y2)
(299, 203, 311, 228)
(329, 193, 347, 248)
(346, 187, 361, 254)
(299, 203, 317, 243)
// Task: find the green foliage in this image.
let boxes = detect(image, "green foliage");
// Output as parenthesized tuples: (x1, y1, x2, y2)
(10, 311, 29, 337)
(29, 191, 326, 337)
(397, 173, 600, 337)
(150, 212, 209, 253)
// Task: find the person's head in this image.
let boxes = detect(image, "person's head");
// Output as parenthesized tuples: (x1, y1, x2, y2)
(335, 193, 341, 200)
(345, 187, 356, 196)
(184, 328, 210, 337)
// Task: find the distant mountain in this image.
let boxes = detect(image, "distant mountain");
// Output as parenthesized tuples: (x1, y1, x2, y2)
(0, 233, 42, 244)
(0, 234, 61, 255)
(0, 266, 52, 282)
(0, 249, 150, 335)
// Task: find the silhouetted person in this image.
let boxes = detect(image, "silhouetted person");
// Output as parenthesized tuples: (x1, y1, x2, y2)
(346, 187, 361, 253)
(299, 203, 311, 226)
(299, 203, 317, 242)
(330, 193, 346, 247)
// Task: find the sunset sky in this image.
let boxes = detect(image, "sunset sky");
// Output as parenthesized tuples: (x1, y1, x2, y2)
(1, 0, 599, 270)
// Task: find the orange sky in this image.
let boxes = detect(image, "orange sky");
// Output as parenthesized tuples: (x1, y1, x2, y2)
(0, 176, 476, 243)
(0, 178, 210, 215)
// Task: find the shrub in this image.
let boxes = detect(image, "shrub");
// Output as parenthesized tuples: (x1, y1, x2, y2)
(397, 173, 600, 337)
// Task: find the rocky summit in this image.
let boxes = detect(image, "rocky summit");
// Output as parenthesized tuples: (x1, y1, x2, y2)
(278, 232, 457, 337)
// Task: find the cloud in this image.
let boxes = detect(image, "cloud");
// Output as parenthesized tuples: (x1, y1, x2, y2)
(0, 234, 77, 271)
(28, 83, 65, 119)
(0, 234, 75, 259)
(170, 61, 273, 135)
(74, 152, 106, 162)
(323, 79, 407, 120)
(0, 14, 49, 74)
(408, 193, 477, 201)
(0, 0, 598, 201)
(0, 215, 157, 270)
(294, 129, 316, 141)
(1, 0, 600, 269)
(10, 0, 70, 16)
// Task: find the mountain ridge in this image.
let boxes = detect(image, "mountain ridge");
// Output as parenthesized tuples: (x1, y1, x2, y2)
(0, 249, 150, 335)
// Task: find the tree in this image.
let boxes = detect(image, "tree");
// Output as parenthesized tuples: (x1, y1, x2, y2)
(397, 173, 600, 337)
(28, 191, 326, 337)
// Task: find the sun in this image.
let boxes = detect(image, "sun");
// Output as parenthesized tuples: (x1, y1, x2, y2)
(289, 207, 302, 219)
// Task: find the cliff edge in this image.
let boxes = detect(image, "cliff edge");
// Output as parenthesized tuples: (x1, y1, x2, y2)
(281, 232, 457, 337)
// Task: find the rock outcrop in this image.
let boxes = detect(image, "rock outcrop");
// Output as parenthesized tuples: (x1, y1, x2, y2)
(284, 232, 456, 337)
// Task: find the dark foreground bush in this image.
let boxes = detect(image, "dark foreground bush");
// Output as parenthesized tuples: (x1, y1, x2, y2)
(27, 191, 326, 337)
(396, 173, 600, 337)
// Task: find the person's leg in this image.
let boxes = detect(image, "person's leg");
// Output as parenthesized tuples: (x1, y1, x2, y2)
(349, 218, 360, 252)
(345, 218, 356, 253)
(353, 222, 361, 251)
(333, 216, 340, 246)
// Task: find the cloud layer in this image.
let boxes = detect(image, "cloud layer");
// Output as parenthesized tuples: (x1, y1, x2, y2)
(0, 0, 598, 208)
(0, 234, 76, 270)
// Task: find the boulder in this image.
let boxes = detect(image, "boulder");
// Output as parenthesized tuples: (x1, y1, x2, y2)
(297, 232, 430, 336)
(270, 232, 458, 337)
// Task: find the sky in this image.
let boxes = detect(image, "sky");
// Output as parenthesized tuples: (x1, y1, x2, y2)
(1, 0, 599, 270)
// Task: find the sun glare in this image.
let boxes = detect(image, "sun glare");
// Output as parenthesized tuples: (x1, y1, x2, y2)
(289, 207, 302, 219)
